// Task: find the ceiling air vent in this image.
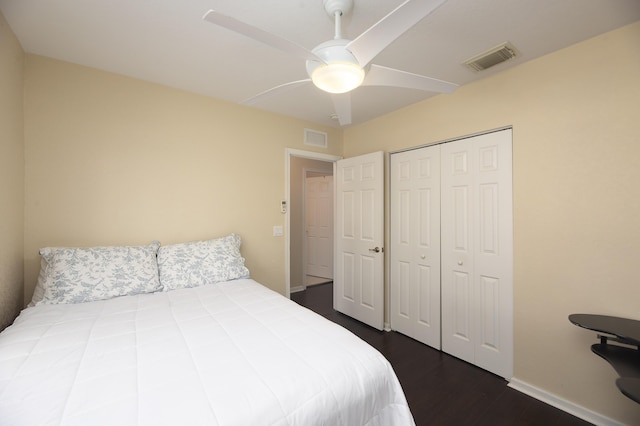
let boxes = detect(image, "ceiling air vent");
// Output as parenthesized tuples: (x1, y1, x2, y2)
(463, 42, 518, 72)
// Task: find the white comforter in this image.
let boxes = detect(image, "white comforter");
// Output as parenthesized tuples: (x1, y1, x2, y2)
(0, 279, 414, 425)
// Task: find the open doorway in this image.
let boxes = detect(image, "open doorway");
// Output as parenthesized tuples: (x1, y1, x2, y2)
(285, 149, 341, 297)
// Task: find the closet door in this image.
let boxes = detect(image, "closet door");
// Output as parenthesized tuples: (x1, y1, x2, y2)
(390, 146, 441, 349)
(441, 129, 513, 379)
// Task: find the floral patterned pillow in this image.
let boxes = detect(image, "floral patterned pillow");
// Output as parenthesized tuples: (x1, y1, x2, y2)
(158, 234, 250, 291)
(36, 241, 162, 305)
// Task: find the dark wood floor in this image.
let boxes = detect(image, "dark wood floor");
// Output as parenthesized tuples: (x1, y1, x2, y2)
(291, 283, 592, 426)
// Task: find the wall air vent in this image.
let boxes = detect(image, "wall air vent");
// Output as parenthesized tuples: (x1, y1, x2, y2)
(304, 128, 328, 148)
(463, 42, 519, 72)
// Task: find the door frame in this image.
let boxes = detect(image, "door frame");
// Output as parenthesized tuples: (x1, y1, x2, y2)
(285, 148, 341, 298)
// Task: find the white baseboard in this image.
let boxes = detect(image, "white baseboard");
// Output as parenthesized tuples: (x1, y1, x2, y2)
(290, 285, 306, 293)
(508, 378, 625, 426)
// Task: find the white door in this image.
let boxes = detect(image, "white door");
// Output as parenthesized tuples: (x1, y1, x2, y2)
(334, 151, 384, 330)
(390, 146, 441, 348)
(305, 175, 333, 279)
(441, 129, 513, 379)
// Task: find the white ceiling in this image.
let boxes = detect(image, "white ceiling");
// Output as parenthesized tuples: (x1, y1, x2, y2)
(2, 0, 639, 127)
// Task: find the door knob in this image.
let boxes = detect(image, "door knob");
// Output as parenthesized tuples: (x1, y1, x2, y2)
(369, 247, 381, 253)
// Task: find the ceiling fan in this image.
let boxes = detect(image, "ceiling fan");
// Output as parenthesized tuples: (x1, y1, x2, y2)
(203, 0, 458, 125)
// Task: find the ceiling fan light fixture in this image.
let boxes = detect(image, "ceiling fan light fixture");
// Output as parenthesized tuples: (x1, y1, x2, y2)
(311, 62, 365, 94)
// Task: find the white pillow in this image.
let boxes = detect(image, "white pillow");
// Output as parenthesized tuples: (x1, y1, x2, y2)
(34, 241, 162, 305)
(158, 234, 250, 291)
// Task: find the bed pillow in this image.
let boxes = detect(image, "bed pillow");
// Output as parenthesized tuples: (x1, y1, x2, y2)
(158, 233, 250, 291)
(35, 241, 162, 305)
(27, 257, 49, 307)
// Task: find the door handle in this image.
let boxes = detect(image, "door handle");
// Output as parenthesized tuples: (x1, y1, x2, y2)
(369, 247, 382, 253)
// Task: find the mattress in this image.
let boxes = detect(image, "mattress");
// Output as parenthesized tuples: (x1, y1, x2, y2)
(0, 279, 414, 425)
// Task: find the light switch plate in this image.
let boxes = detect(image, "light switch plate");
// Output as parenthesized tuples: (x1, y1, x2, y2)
(273, 226, 283, 237)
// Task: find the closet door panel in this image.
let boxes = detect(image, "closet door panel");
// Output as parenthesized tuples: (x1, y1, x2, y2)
(390, 158, 414, 333)
(442, 130, 513, 379)
(417, 265, 434, 326)
(397, 261, 411, 319)
(390, 146, 441, 349)
(442, 139, 475, 362)
(472, 131, 513, 379)
(478, 275, 500, 351)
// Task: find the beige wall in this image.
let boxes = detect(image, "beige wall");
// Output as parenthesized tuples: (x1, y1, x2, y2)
(0, 12, 24, 330)
(23, 55, 343, 302)
(289, 157, 334, 289)
(344, 21, 640, 424)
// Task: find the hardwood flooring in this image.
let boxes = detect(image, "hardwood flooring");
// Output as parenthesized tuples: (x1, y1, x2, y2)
(291, 283, 592, 426)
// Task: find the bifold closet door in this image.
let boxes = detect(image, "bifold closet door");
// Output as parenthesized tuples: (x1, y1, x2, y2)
(390, 146, 441, 349)
(440, 129, 513, 379)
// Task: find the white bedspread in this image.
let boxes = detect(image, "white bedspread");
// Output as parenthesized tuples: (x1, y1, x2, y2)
(0, 279, 414, 425)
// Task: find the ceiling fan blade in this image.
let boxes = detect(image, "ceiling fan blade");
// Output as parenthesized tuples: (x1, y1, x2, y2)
(331, 93, 352, 126)
(363, 64, 458, 93)
(203, 10, 323, 63)
(242, 79, 311, 105)
(346, 0, 447, 67)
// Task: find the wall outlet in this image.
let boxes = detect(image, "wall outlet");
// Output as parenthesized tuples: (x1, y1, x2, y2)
(273, 226, 283, 237)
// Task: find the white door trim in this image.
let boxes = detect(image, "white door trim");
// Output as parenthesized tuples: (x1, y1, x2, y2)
(285, 148, 342, 298)
(388, 126, 513, 156)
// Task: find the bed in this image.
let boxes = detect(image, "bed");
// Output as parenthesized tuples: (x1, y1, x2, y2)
(0, 235, 414, 425)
